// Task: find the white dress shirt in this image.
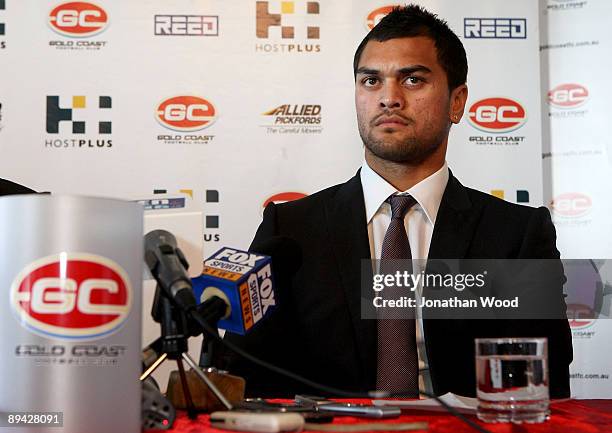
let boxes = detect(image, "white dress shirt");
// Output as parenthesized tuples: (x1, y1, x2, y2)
(360, 160, 449, 396)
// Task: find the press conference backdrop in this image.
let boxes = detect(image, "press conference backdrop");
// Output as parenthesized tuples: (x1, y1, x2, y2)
(0, 0, 609, 397)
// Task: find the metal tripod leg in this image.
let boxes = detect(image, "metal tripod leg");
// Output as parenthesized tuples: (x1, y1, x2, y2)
(182, 352, 233, 410)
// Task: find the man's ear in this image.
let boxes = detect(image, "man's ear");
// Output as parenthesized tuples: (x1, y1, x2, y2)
(449, 84, 468, 124)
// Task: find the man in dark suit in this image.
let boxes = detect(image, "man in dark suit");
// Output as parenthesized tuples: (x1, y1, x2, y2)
(219, 5, 572, 398)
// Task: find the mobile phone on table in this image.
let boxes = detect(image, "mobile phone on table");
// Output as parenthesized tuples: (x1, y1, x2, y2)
(294, 395, 401, 419)
(210, 411, 305, 433)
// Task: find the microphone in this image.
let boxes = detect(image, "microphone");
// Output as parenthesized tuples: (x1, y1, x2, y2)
(144, 229, 197, 312)
(191, 236, 302, 335)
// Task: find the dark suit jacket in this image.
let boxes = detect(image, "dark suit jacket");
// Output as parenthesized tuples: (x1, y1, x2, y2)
(218, 170, 572, 398)
(0, 178, 36, 196)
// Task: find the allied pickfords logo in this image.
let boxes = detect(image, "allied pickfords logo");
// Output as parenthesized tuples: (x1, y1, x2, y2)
(464, 18, 526, 39)
(365, 5, 397, 30)
(154, 15, 219, 36)
(550, 193, 592, 219)
(48, 2, 108, 50)
(548, 83, 589, 118)
(10, 253, 132, 340)
(261, 104, 322, 134)
(45, 95, 113, 149)
(255, 1, 320, 53)
(156, 95, 216, 144)
(467, 97, 527, 146)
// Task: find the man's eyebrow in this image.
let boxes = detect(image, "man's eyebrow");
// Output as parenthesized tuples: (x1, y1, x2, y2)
(398, 65, 432, 74)
(355, 65, 432, 75)
(355, 67, 379, 75)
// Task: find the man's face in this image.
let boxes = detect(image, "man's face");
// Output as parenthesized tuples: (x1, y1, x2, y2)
(355, 36, 464, 164)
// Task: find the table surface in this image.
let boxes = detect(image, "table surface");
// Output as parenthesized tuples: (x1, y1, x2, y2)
(146, 399, 612, 433)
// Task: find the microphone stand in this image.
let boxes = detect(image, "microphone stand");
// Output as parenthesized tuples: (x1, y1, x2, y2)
(140, 287, 233, 419)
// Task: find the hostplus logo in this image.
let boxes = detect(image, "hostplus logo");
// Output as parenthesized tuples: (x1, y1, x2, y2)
(0, 0, 6, 49)
(45, 95, 113, 149)
(261, 103, 322, 134)
(548, 83, 589, 119)
(490, 189, 530, 204)
(154, 15, 219, 36)
(464, 18, 526, 39)
(255, 1, 320, 53)
(467, 97, 527, 147)
(48, 2, 109, 50)
(204, 189, 221, 243)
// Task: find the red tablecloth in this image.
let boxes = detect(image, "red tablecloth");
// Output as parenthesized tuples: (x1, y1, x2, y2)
(146, 399, 612, 433)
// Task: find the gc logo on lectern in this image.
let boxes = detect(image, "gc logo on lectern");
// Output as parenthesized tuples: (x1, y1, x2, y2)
(10, 253, 132, 340)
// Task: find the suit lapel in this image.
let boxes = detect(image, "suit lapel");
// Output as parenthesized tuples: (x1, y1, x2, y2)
(324, 171, 377, 384)
(428, 171, 479, 260)
(425, 171, 482, 394)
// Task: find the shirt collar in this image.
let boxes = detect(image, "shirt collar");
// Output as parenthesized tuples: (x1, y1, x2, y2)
(360, 160, 449, 226)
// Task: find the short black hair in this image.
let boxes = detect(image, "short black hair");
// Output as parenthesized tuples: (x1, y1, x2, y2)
(353, 5, 467, 91)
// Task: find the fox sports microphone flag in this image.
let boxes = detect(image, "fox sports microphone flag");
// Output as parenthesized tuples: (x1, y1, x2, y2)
(192, 248, 276, 335)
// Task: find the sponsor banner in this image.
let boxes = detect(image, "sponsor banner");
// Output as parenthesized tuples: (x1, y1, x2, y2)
(45, 95, 113, 149)
(48, 1, 109, 50)
(255, 0, 321, 53)
(545, 0, 589, 12)
(365, 5, 397, 30)
(464, 18, 527, 39)
(263, 191, 308, 208)
(550, 192, 593, 227)
(261, 103, 322, 134)
(156, 96, 216, 144)
(154, 15, 219, 36)
(547, 83, 589, 119)
(489, 189, 530, 203)
(467, 97, 527, 146)
(0, 0, 6, 49)
(204, 189, 221, 243)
